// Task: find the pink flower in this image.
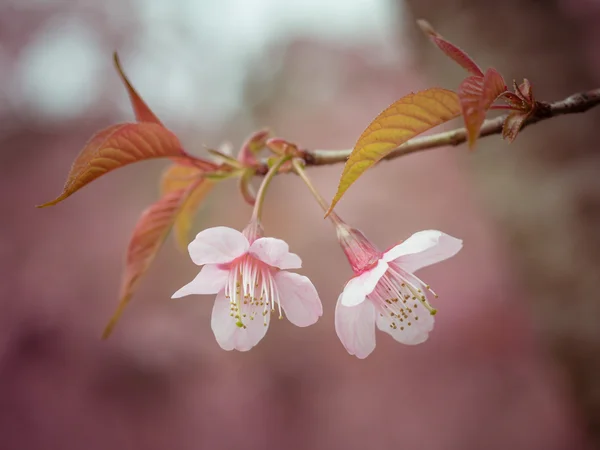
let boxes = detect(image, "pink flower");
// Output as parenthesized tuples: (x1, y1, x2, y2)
(335, 223, 462, 359)
(172, 221, 322, 351)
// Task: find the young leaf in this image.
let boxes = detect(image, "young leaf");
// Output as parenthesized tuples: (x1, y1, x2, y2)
(458, 68, 507, 148)
(238, 168, 256, 206)
(266, 138, 299, 156)
(102, 186, 193, 338)
(326, 88, 461, 215)
(161, 164, 214, 251)
(173, 180, 214, 251)
(161, 163, 204, 194)
(38, 123, 187, 207)
(516, 79, 533, 103)
(238, 129, 270, 166)
(113, 52, 162, 125)
(502, 111, 529, 143)
(417, 19, 483, 77)
(206, 148, 242, 168)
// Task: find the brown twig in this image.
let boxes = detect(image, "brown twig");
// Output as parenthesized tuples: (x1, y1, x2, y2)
(287, 87, 600, 167)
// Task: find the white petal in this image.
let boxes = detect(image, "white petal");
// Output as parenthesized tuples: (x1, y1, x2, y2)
(210, 290, 270, 351)
(335, 295, 376, 359)
(274, 272, 322, 327)
(172, 264, 229, 298)
(248, 237, 302, 269)
(188, 226, 249, 266)
(382, 230, 462, 272)
(340, 259, 388, 307)
(376, 306, 435, 345)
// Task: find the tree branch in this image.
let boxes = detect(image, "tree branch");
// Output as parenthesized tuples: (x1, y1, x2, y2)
(298, 87, 600, 166)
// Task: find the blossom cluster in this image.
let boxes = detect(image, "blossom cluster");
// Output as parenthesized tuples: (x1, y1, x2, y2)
(173, 215, 461, 359)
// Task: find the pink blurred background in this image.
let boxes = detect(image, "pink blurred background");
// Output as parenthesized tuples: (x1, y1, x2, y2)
(1, 0, 596, 449)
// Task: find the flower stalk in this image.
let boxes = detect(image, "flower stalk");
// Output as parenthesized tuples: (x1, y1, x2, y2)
(252, 155, 292, 222)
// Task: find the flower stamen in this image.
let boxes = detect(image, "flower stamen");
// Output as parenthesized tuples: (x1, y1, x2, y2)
(226, 255, 282, 328)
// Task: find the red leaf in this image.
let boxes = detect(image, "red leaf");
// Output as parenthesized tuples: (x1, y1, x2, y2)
(114, 52, 219, 172)
(38, 123, 188, 207)
(500, 92, 526, 110)
(417, 19, 484, 77)
(502, 111, 529, 143)
(102, 186, 194, 338)
(458, 68, 507, 148)
(266, 138, 299, 156)
(238, 169, 256, 206)
(238, 129, 270, 166)
(113, 52, 162, 125)
(516, 79, 533, 103)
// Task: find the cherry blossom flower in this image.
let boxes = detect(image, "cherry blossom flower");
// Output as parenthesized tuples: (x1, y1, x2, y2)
(172, 220, 322, 351)
(334, 222, 462, 358)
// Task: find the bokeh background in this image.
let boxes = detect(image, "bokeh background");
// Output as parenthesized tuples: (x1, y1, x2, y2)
(2, 0, 599, 449)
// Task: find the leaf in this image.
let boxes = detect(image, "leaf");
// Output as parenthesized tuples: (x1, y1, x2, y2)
(161, 164, 215, 251)
(502, 111, 529, 143)
(173, 180, 214, 251)
(114, 53, 219, 172)
(38, 123, 187, 207)
(266, 138, 299, 156)
(238, 129, 270, 166)
(161, 163, 204, 194)
(458, 68, 507, 149)
(238, 168, 256, 206)
(206, 148, 242, 168)
(417, 19, 483, 77)
(113, 52, 162, 125)
(326, 88, 461, 215)
(500, 92, 526, 110)
(516, 79, 533, 103)
(102, 186, 193, 339)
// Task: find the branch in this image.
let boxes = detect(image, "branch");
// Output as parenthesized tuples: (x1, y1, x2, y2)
(298, 87, 600, 166)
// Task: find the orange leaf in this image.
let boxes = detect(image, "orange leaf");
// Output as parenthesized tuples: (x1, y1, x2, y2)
(161, 163, 204, 195)
(173, 180, 214, 251)
(113, 52, 162, 125)
(326, 88, 461, 215)
(417, 20, 483, 77)
(102, 186, 193, 338)
(38, 123, 187, 207)
(458, 68, 507, 149)
(161, 164, 215, 251)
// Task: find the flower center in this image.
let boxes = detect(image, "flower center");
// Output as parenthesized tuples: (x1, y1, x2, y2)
(224, 254, 281, 328)
(368, 262, 438, 332)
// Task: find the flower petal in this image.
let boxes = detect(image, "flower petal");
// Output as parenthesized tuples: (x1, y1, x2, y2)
(171, 264, 229, 298)
(211, 290, 270, 351)
(335, 295, 377, 359)
(340, 259, 388, 307)
(249, 237, 302, 269)
(188, 226, 249, 266)
(274, 271, 322, 327)
(376, 305, 435, 345)
(382, 230, 462, 272)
